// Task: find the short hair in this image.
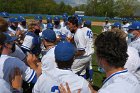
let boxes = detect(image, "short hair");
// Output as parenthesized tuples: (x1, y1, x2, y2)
(68, 16, 78, 27)
(95, 31, 128, 68)
(0, 17, 8, 32)
(0, 32, 6, 45)
(55, 58, 74, 69)
(110, 28, 127, 39)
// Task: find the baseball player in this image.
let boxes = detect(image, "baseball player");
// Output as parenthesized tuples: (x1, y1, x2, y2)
(60, 13, 68, 27)
(17, 16, 28, 32)
(8, 17, 21, 36)
(67, 16, 92, 78)
(122, 18, 130, 33)
(60, 17, 72, 41)
(81, 20, 94, 81)
(53, 16, 62, 41)
(21, 22, 41, 56)
(33, 41, 92, 93)
(0, 12, 10, 21)
(127, 21, 140, 56)
(93, 31, 140, 93)
(34, 15, 46, 31)
(46, 16, 52, 24)
(41, 29, 57, 73)
(102, 18, 111, 32)
(0, 33, 39, 85)
(111, 22, 122, 30)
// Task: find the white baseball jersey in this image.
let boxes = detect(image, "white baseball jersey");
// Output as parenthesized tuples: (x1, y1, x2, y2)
(41, 47, 57, 73)
(122, 23, 130, 33)
(21, 35, 33, 51)
(60, 26, 72, 38)
(53, 25, 62, 38)
(60, 21, 65, 27)
(81, 27, 94, 56)
(9, 45, 26, 61)
(102, 23, 111, 32)
(0, 55, 36, 84)
(33, 68, 91, 93)
(128, 37, 140, 55)
(0, 78, 11, 93)
(8, 26, 21, 35)
(72, 28, 92, 75)
(18, 24, 28, 32)
(74, 28, 86, 52)
(124, 46, 140, 73)
(98, 69, 140, 93)
(41, 23, 47, 31)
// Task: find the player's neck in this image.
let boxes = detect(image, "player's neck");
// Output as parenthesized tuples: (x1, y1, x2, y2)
(106, 67, 125, 78)
(1, 48, 10, 56)
(46, 44, 55, 50)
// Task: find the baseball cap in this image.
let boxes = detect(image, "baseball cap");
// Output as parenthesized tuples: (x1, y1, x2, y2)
(84, 20, 91, 26)
(34, 15, 43, 20)
(3, 33, 17, 43)
(54, 16, 60, 21)
(9, 18, 19, 23)
(0, 12, 9, 18)
(62, 13, 68, 18)
(42, 29, 56, 42)
(17, 16, 26, 22)
(55, 41, 75, 61)
(112, 22, 121, 28)
(128, 21, 140, 30)
(47, 23, 53, 29)
(46, 16, 52, 22)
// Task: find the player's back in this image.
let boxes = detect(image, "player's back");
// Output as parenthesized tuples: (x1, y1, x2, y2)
(33, 68, 91, 93)
(81, 27, 94, 56)
(41, 47, 57, 72)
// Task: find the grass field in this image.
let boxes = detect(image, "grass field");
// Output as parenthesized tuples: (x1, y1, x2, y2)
(91, 26, 105, 89)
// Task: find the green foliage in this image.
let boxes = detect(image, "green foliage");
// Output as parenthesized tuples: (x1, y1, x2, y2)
(0, 0, 74, 15)
(0, 0, 139, 17)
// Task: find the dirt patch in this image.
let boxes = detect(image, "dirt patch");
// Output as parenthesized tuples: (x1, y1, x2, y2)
(26, 19, 104, 26)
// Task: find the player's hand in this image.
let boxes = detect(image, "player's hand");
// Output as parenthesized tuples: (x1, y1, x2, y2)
(27, 53, 38, 70)
(59, 82, 81, 93)
(9, 67, 22, 90)
(16, 30, 22, 36)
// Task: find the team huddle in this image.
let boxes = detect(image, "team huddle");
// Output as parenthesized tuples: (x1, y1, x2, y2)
(0, 11, 140, 93)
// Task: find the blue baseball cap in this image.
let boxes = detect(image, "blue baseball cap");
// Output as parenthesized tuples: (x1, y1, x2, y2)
(62, 13, 68, 18)
(42, 29, 56, 42)
(3, 33, 17, 43)
(84, 20, 91, 26)
(55, 41, 75, 61)
(54, 16, 60, 21)
(47, 23, 53, 29)
(17, 16, 26, 22)
(9, 18, 19, 23)
(0, 12, 9, 18)
(34, 15, 43, 20)
(46, 16, 52, 22)
(128, 21, 140, 30)
(112, 22, 121, 28)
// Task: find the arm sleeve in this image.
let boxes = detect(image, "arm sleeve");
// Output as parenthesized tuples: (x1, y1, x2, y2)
(11, 58, 37, 83)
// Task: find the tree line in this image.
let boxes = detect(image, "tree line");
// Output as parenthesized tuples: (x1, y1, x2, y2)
(0, 0, 139, 17)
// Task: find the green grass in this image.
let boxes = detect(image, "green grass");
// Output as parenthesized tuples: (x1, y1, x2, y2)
(91, 26, 105, 89)
(91, 26, 102, 34)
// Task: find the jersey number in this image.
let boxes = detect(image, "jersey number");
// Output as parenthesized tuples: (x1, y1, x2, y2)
(51, 86, 60, 93)
(87, 30, 93, 38)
